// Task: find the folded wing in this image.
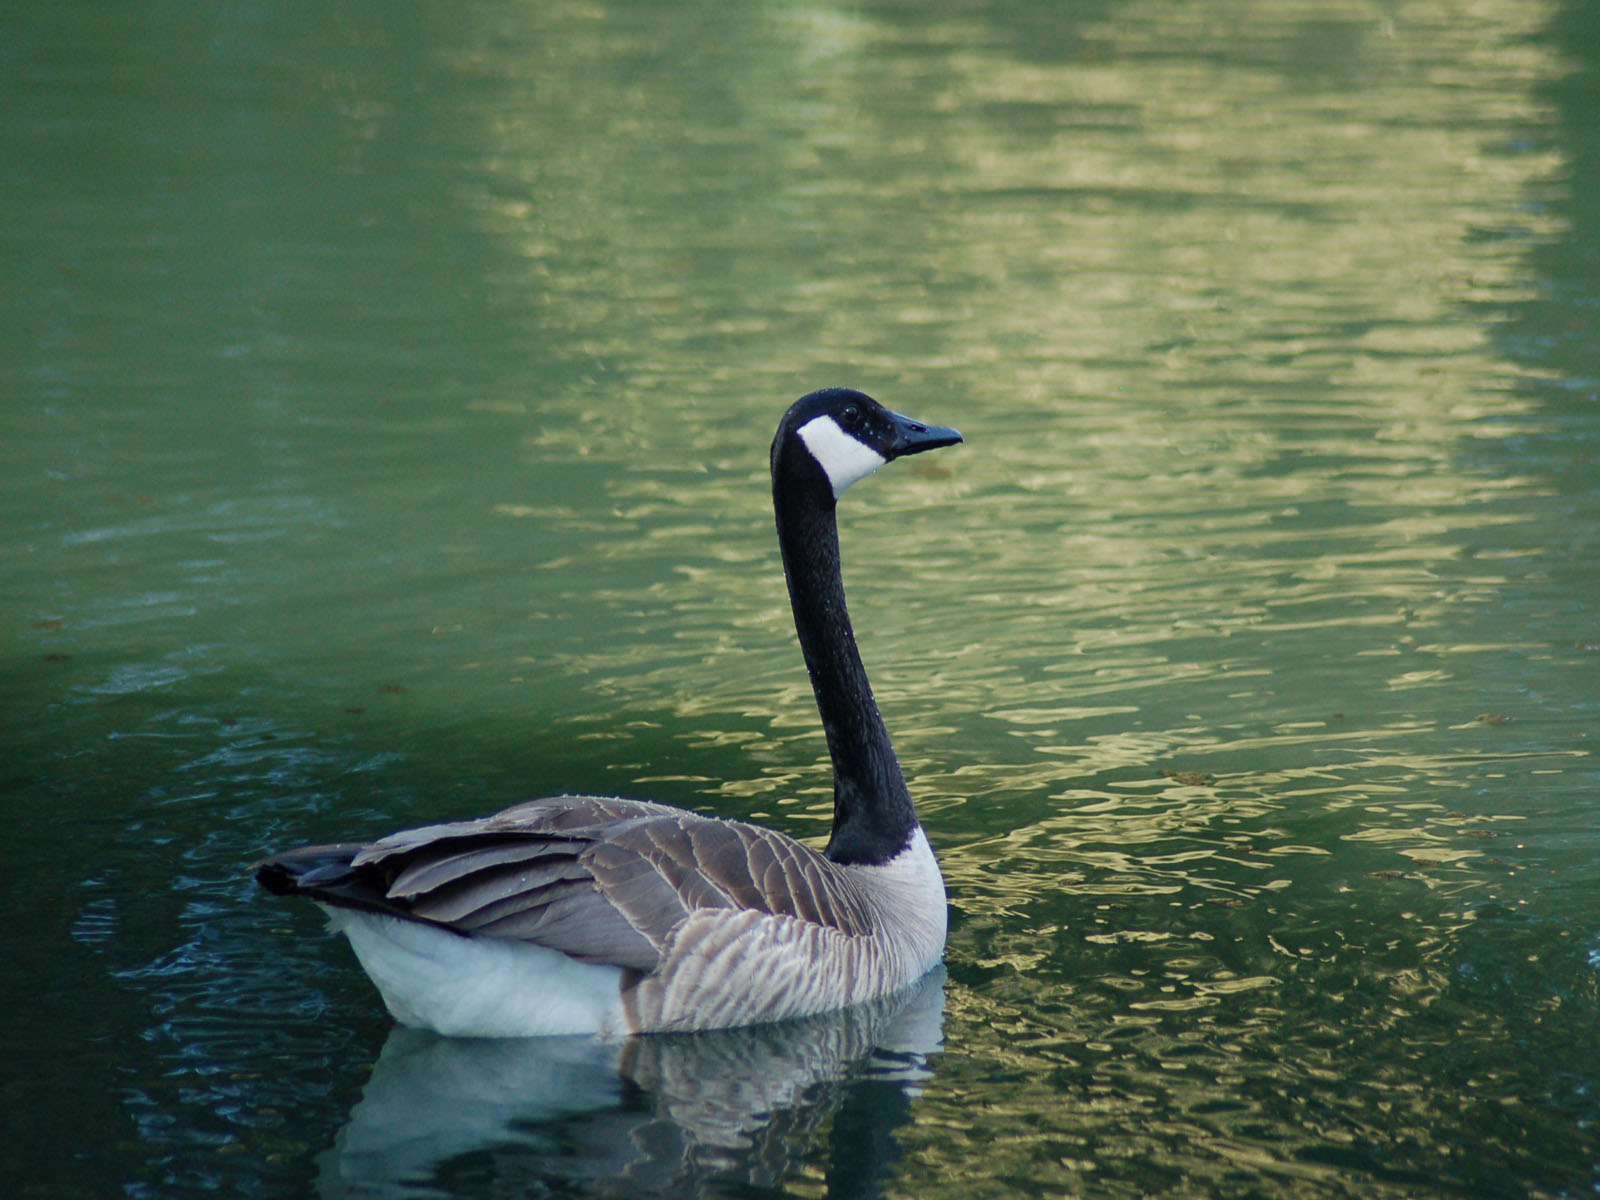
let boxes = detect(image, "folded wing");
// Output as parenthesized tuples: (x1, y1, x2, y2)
(254, 796, 875, 975)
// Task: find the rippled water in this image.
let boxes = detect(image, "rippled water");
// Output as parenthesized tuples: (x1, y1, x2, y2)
(5, 0, 1599, 1196)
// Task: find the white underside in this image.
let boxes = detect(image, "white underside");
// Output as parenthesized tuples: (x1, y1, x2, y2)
(326, 908, 629, 1038)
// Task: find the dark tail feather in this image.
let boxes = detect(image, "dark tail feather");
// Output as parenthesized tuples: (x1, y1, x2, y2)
(254, 842, 475, 935)
(253, 843, 366, 899)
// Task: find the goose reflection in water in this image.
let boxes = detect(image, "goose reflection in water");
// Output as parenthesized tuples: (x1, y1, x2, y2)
(319, 966, 945, 1198)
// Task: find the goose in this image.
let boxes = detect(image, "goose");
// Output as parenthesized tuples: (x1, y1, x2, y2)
(254, 388, 963, 1037)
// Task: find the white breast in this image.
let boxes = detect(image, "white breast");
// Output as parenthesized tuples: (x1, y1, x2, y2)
(850, 826, 948, 968)
(626, 827, 947, 1032)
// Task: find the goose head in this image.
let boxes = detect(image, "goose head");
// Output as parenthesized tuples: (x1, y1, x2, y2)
(772, 388, 963, 501)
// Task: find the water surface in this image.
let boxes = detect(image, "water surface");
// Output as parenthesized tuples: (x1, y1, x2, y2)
(4, 0, 1598, 1196)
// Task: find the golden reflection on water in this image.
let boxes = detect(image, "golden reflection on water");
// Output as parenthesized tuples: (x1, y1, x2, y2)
(436, 3, 1587, 1185)
(429, 0, 1582, 870)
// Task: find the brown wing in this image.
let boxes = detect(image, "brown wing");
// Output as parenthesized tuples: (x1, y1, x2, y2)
(255, 796, 874, 974)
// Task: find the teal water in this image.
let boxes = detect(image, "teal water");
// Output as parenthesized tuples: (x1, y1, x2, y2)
(4, 1, 1598, 1196)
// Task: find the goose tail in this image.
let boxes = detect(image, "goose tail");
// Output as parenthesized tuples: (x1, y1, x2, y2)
(254, 844, 373, 910)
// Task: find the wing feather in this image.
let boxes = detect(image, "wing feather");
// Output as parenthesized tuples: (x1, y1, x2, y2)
(255, 795, 877, 977)
(408, 858, 592, 924)
(387, 841, 577, 898)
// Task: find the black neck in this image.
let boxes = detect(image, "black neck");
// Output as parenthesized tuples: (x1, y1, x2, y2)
(773, 452, 917, 866)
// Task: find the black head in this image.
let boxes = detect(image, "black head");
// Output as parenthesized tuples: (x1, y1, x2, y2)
(771, 388, 962, 500)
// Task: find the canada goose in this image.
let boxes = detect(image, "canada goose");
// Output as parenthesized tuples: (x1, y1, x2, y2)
(255, 388, 962, 1037)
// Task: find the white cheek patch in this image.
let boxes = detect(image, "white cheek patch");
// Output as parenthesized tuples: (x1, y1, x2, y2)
(797, 415, 887, 497)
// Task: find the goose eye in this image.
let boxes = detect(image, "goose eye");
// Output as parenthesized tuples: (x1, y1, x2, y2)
(839, 403, 861, 428)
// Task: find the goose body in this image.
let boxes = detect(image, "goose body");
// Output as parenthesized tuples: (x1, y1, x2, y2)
(256, 389, 962, 1036)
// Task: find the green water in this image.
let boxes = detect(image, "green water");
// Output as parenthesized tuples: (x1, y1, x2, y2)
(5, 0, 1598, 1196)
